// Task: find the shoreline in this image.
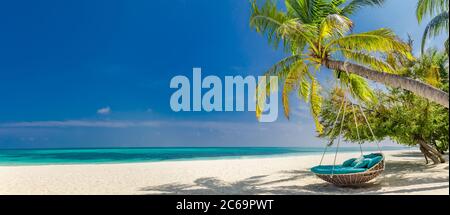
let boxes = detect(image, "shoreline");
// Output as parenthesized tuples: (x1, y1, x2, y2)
(0, 149, 448, 195)
(1, 150, 373, 168)
(0, 147, 409, 167)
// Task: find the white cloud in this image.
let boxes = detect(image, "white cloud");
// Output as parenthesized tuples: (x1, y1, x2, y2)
(0, 120, 160, 128)
(0, 120, 299, 132)
(97, 106, 111, 115)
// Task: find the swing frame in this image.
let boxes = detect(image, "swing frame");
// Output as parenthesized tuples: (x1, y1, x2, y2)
(313, 67, 385, 186)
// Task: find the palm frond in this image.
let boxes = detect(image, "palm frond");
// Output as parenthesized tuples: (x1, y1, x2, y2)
(421, 11, 449, 53)
(250, 0, 289, 49)
(282, 84, 294, 120)
(341, 0, 385, 16)
(319, 14, 353, 40)
(285, 0, 333, 24)
(281, 61, 309, 118)
(337, 71, 377, 103)
(276, 18, 319, 50)
(338, 48, 397, 74)
(417, 0, 449, 23)
(331, 0, 347, 8)
(445, 38, 449, 54)
(298, 75, 311, 101)
(327, 29, 414, 60)
(256, 75, 278, 120)
(250, 1, 318, 53)
(255, 76, 267, 120)
(263, 55, 304, 79)
(310, 79, 324, 134)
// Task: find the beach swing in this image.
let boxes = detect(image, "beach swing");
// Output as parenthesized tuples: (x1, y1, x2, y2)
(311, 89, 385, 187)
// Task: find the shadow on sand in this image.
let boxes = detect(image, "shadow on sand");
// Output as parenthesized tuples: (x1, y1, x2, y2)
(139, 152, 449, 195)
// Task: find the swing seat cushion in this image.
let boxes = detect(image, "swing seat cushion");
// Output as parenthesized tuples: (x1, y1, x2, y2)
(311, 154, 384, 175)
(311, 165, 367, 175)
(364, 153, 383, 159)
(353, 158, 372, 168)
(342, 158, 357, 167)
(367, 155, 383, 168)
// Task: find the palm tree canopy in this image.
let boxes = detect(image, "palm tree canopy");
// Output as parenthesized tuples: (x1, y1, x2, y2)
(250, 0, 416, 134)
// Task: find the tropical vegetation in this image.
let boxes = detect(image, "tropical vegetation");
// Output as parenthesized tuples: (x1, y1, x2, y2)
(319, 48, 449, 164)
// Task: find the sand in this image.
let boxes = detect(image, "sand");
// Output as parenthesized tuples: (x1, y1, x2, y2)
(0, 149, 448, 195)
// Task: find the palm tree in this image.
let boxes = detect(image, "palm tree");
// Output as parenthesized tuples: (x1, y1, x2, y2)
(416, 0, 449, 53)
(250, 0, 449, 133)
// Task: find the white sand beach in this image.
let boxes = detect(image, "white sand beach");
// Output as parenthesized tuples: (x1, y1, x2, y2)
(0, 149, 448, 195)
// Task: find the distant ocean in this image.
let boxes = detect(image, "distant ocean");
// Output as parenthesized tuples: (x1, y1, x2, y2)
(0, 147, 407, 166)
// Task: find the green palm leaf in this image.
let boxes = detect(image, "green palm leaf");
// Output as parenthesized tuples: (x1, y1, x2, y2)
(341, 0, 385, 16)
(281, 61, 308, 118)
(310, 79, 324, 134)
(319, 14, 353, 40)
(285, 0, 332, 24)
(445, 39, 449, 54)
(421, 11, 449, 53)
(263, 55, 304, 79)
(299, 75, 311, 101)
(250, 0, 289, 49)
(250, 0, 318, 53)
(327, 29, 414, 60)
(338, 71, 377, 103)
(338, 48, 397, 74)
(416, 0, 449, 23)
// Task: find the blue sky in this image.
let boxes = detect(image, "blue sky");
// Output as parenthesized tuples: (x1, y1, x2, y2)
(0, 0, 446, 148)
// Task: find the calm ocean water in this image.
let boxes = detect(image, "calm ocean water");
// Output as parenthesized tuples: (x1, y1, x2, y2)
(0, 147, 406, 166)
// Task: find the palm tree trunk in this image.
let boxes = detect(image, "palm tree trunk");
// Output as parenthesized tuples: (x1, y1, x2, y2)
(323, 59, 449, 108)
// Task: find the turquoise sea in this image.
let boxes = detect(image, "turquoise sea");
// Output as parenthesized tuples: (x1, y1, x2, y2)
(0, 147, 406, 166)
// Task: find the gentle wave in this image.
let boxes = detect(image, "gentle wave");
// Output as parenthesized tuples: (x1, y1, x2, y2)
(0, 147, 407, 166)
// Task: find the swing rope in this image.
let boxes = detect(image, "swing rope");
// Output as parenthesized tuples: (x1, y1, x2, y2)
(319, 93, 346, 165)
(331, 97, 347, 177)
(343, 61, 383, 155)
(347, 85, 365, 156)
(351, 103, 363, 156)
(357, 104, 383, 154)
(318, 61, 383, 171)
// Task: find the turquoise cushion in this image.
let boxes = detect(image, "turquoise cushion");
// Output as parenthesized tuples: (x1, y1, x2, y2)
(342, 158, 357, 167)
(311, 165, 367, 175)
(353, 158, 371, 168)
(367, 156, 383, 168)
(364, 153, 382, 159)
(351, 156, 365, 167)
